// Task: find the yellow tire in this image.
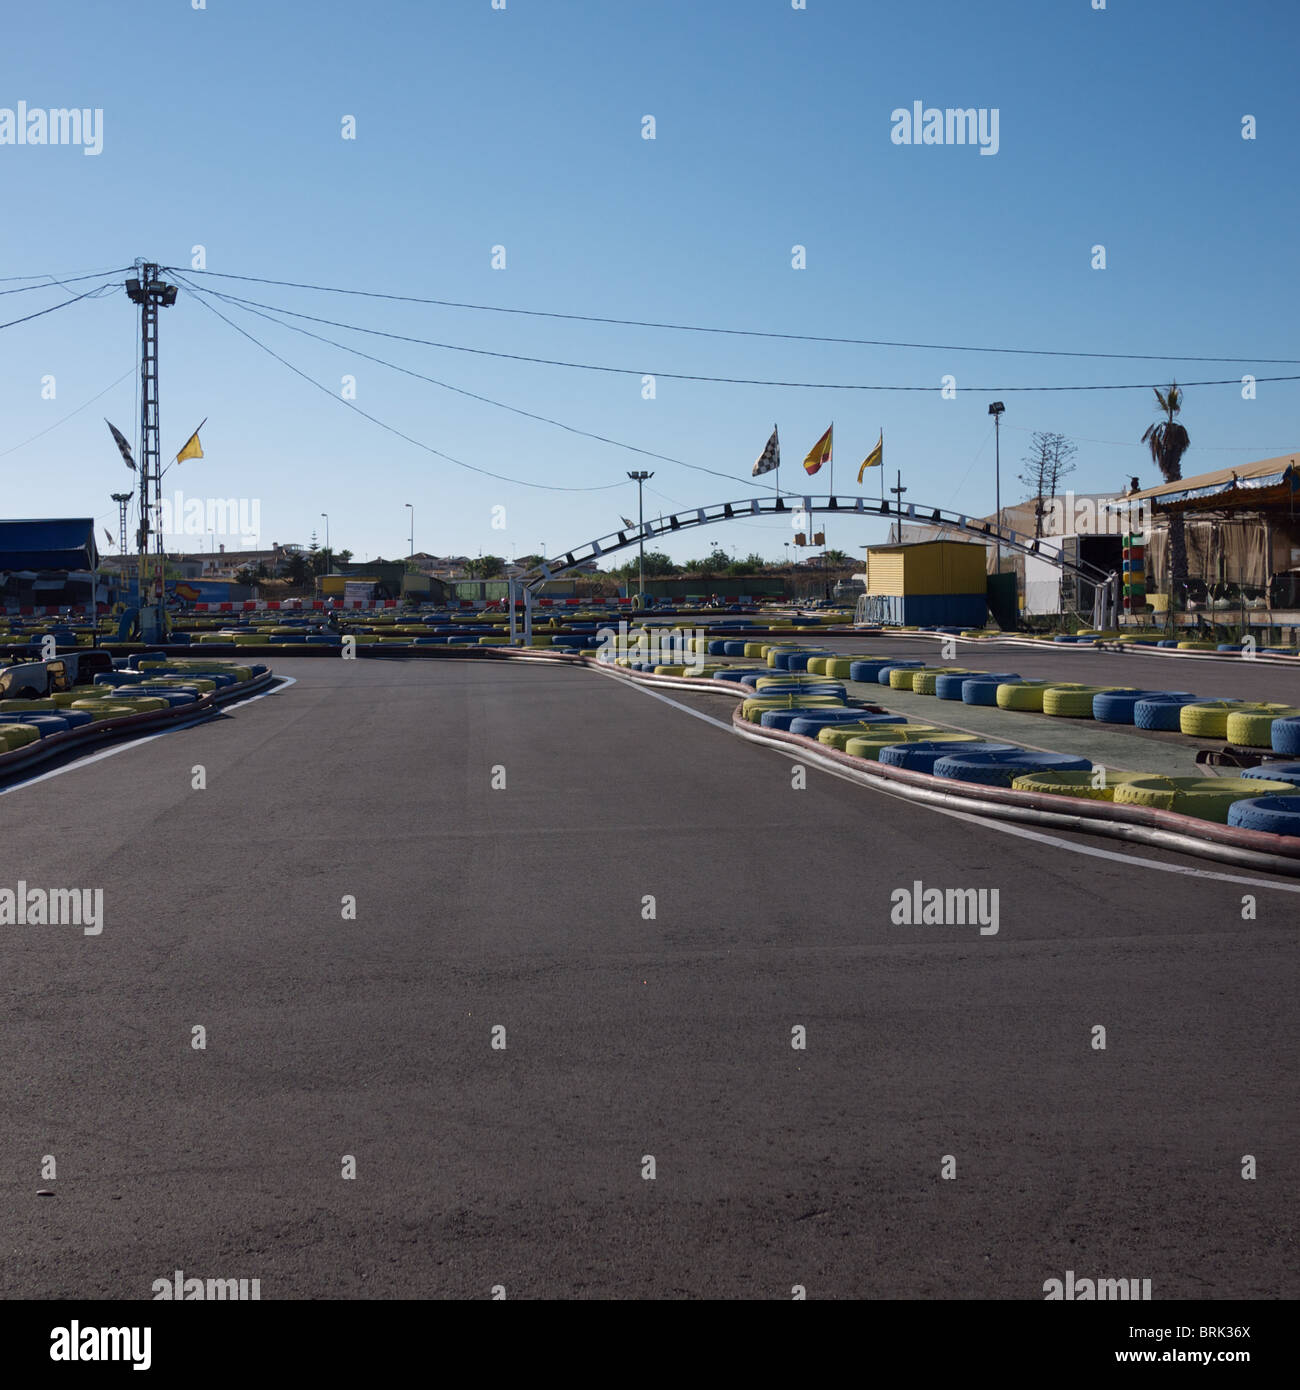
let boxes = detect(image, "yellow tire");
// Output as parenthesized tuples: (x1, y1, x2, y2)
(69, 702, 139, 721)
(843, 728, 976, 761)
(743, 642, 768, 659)
(0, 698, 60, 712)
(1113, 776, 1294, 822)
(1176, 640, 1218, 651)
(889, 667, 924, 690)
(1224, 705, 1300, 747)
(1179, 701, 1266, 739)
(823, 658, 855, 679)
(817, 721, 909, 749)
(0, 723, 41, 750)
(1042, 684, 1125, 718)
(1010, 769, 1147, 802)
(996, 681, 1050, 711)
(806, 657, 830, 675)
(912, 668, 970, 696)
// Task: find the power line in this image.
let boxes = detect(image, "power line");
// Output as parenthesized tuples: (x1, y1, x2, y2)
(179, 278, 781, 494)
(0, 280, 118, 331)
(175, 276, 626, 494)
(166, 283, 1300, 394)
(0, 363, 136, 459)
(172, 266, 1299, 367)
(0, 266, 131, 294)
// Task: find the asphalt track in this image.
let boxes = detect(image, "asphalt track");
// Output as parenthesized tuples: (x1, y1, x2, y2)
(1, 654, 1296, 1299)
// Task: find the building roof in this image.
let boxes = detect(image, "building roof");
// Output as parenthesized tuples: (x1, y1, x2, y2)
(1123, 455, 1300, 510)
(0, 518, 98, 570)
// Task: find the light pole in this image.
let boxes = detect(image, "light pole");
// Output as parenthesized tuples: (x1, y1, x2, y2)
(988, 402, 1005, 573)
(404, 503, 413, 563)
(627, 470, 654, 601)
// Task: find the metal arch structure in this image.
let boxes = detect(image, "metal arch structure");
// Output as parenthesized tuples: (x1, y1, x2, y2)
(507, 495, 1120, 641)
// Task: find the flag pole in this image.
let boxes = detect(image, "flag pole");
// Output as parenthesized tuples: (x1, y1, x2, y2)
(880, 428, 885, 507)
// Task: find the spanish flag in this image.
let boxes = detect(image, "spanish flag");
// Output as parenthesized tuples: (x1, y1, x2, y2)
(176, 420, 206, 463)
(803, 423, 832, 475)
(857, 431, 883, 483)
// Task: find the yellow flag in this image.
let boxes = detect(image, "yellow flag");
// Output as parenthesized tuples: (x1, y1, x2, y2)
(857, 431, 883, 483)
(803, 423, 832, 475)
(176, 430, 203, 463)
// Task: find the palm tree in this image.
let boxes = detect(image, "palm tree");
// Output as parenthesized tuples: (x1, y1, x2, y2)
(1141, 383, 1191, 589)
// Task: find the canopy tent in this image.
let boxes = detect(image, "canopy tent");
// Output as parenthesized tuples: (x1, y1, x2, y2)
(0, 518, 99, 571)
(1121, 456, 1300, 514)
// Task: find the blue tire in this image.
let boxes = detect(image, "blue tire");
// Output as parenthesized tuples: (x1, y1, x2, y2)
(1093, 689, 1192, 725)
(1271, 717, 1300, 756)
(880, 740, 1019, 774)
(1134, 694, 1205, 731)
(712, 668, 765, 683)
(723, 641, 749, 656)
(938, 671, 1020, 702)
(876, 661, 924, 685)
(787, 712, 901, 736)
(788, 652, 833, 671)
(932, 747, 1092, 787)
(0, 712, 71, 737)
(848, 659, 896, 682)
(961, 675, 1021, 706)
(1243, 762, 1300, 787)
(1226, 795, 1300, 836)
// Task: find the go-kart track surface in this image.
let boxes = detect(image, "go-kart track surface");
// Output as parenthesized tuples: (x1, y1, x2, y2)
(2, 650, 1296, 1299)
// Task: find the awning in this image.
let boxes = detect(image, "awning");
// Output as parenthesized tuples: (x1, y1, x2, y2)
(1122, 455, 1300, 512)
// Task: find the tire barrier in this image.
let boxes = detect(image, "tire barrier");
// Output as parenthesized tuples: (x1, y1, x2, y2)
(1179, 700, 1271, 740)
(1227, 795, 1300, 835)
(959, 675, 1022, 706)
(786, 710, 889, 736)
(816, 719, 910, 749)
(1177, 640, 1218, 651)
(743, 642, 769, 659)
(723, 641, 749, 656)
(931, 747, 1093, 787)
(842, 726, 964, 760)
(1009, 768, 1148, 802)
(711, 668, 768, 683)
(876, 661, 924, 685)
(907, 668, 968, 696)
(877, 736, 996, 772)
(788, 652, 835, 672)
(1042, 684, 1127, 718)
(0, 723, 41, 750)
(0, 713, 69, 739)
(823, 658, 857, 680)
(1272, 717, 1300, 756)
(1225, 705, 1300, 748)
(848, 659, 897, 683)
(933, 671, 989, 700)
(888, 666, 928, 690)
(741, 696, 847, 723)
(68, 701, 142, 721)
(1114, 775, 1294, 822)
(1243, 761, 1300, 787)
(1091, 689, 1192, 724)
(995, 681, 1051, 712)
(1133, 694, 1208, 731)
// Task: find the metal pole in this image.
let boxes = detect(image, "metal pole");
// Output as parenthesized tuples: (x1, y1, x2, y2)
(627, 470, 654, 604)
(988, 401, 1006, 577)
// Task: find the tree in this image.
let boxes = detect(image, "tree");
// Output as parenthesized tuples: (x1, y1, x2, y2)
(1019, 431, 1079, 537)
(515, 553, 544, 570)
(822, 549, 850, 568)
(465, 555, 505, 579)
(1141, 384, 1191, 588)
(336, 549, 353, 565)
(740, 552, 768, 570)
(282, 552, 313, 589)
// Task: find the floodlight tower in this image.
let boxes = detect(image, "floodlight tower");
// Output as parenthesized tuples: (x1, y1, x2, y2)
(126, 262, 179, 641)
(111, 492, 132, 558)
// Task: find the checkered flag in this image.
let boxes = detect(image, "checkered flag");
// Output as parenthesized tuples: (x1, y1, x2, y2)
(105, 419, 136, 471)
(752, 425, 780, 476)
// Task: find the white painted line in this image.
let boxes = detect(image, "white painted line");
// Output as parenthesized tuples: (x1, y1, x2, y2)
(610, 672, 1300, 895)
(0, 676, 295, 797)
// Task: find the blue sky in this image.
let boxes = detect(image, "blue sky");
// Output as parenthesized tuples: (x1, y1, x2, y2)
(2, 0, 1297, 567)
